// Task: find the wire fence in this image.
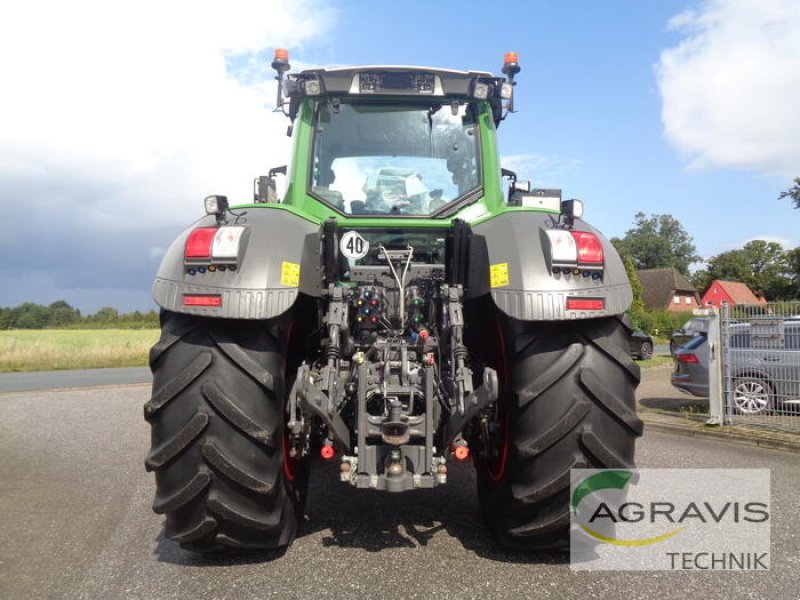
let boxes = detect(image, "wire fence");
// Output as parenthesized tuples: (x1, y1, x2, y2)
(721, 302, 800, 433)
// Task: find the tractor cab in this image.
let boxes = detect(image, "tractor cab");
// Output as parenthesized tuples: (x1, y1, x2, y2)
(261, 51, 520, 219)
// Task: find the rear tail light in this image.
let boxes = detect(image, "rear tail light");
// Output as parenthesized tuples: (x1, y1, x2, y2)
(571, 231, 604, 265)
(545, 229, 604, 269)
(677, 353, 700, 364)
(185, 227, 217, 258)
(184, 226, 246, 260)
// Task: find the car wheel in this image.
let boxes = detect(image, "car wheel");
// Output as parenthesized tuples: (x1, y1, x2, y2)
(732, 376, 772, 415)
(638, 341, 653, 361)
(669, 340, 676, 356)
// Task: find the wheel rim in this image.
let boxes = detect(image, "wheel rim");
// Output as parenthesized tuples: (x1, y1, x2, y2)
(282, 318, 300, 482)
(733, 379, 770, 414)
(641, 342, 653, 359)
(283, 431, 299, 482)
(485, 321, 509, 482)
(485, 408, 509, 482)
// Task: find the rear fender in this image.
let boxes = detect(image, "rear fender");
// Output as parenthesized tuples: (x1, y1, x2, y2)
(152, 208, 321, 319)
(472, 212, 632, 321)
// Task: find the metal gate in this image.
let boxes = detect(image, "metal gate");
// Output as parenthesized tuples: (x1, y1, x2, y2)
(720, 302, 800, 432)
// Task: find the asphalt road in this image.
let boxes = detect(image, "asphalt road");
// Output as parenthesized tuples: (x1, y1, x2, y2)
(0, 367, 151, 393)
(1, 383, 799, 600)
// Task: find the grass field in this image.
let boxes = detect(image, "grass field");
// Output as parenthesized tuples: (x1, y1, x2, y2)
(639, 354, 674, 369)
(0, 329, 160, 372)
(0, 328, 673, 373)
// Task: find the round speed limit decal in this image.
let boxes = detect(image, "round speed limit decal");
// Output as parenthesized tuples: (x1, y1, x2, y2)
(340, 230, 369, 260)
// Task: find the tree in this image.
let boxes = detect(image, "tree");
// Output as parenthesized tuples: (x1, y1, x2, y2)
(48, 300, 81, 327)
(779, 177, 800, 209)
(89, 307, 120, 324)
(0, 307, 12, 330)
(783, 247, 800, 298)
(622, 255, 645, 330)
(14, 303, 50, 329)
(691, 268, 712, 295)
(611, 212, 700, 276)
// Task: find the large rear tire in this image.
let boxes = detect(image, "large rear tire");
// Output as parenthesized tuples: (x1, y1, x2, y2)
(477, 317, 642, 550)
(144, 311, 306, 553)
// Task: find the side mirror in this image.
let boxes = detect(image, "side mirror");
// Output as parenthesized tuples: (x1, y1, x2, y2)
(254, 176, 278, 203)
(512, 180, 531, 194)
(269, 165, 287, 178)
(254, 165, 288, 203)
(507, 179, 530, 205)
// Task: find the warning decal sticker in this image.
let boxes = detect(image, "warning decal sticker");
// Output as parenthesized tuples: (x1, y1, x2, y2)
(490, 263, 510, 288)
(280, 261, 301, 287)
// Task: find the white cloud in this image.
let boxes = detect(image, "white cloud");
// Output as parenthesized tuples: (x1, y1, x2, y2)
(701, 234, 798, 259)
(0, 1, 334, 219)
(657, 0, 800, 178)
(500, 153, 584, 188)
(740, 235, 796, 249)
(0, 0, 335, 310)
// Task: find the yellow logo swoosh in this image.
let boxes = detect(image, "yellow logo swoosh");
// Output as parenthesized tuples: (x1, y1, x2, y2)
(580, 525, 684, 547)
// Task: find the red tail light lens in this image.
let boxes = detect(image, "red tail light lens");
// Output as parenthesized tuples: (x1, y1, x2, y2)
(677, 353, 700, 364)
(183, 294, 222, 307)
(570, 231, 604, 265)
(566, 298, 605, 311)
(185, 227, 217, 258)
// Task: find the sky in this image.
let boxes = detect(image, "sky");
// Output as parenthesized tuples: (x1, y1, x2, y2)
(0, 0, 798, 313)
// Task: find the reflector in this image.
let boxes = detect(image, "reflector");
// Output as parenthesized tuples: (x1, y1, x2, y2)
(183, 295, 222, 307)
(454, 445, 470, 460)
(212, 226, 245, 259)
(545, 230, 578, 264)
(566, 298, 605, 311)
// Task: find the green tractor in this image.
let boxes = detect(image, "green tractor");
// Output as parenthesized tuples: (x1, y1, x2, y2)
(144, 50, 642, 553)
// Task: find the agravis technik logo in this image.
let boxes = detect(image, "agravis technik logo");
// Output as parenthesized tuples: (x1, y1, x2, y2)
(570, 469, 771, 571)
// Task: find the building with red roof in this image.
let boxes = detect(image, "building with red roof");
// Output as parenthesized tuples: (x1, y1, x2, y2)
(701, 280, 767, 308)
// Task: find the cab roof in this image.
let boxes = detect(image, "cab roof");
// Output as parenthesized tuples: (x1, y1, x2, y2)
(291, 65, 500, 98)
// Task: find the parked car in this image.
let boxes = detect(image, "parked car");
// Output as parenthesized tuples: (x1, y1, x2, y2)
(629, 330, 654, 360)
(670, 320, 800, 415)
(671, 335, 709, 397)
(670, 317, 709, 355)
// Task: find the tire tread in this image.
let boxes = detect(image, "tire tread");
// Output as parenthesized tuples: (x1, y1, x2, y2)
(145, 312, 302, 552)
(478, 317, 641, 550)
